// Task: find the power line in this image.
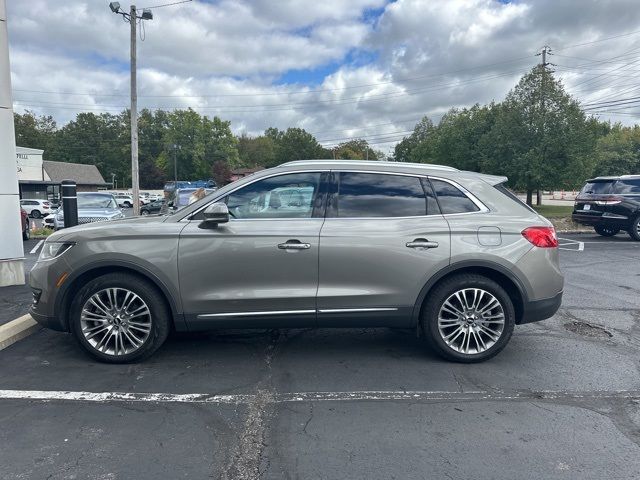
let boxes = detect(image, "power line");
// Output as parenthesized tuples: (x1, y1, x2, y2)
(141, 0, 192, 9)
(11, 55, 535, 99)
(554, 29, 640, 51)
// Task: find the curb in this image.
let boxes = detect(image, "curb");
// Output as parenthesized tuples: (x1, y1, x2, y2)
(0, 314, 41, 351)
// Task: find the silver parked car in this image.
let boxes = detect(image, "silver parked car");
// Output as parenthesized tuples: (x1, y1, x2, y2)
(29, 160, 563, 363)
(52, 192, 125, 229)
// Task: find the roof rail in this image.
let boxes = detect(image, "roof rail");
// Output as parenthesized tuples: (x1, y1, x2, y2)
(280, 159, 459, 171)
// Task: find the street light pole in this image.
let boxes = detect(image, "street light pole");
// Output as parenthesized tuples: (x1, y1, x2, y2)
(130, 4, 139, 215)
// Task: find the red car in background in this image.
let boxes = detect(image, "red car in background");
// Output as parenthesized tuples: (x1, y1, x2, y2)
(20, 208, 30, 241)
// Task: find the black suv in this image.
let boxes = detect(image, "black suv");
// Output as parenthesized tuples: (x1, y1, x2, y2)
(572, 175, 640, 240)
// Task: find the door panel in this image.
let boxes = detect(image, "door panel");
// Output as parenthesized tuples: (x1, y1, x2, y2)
(178, 171, 326, 329)
(179, 218, 322, 329)
(317, 171, 451, 327)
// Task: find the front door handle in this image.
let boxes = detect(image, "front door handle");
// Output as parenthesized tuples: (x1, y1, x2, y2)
(406, 238, 439, 249)
(278, 240, 311, 250)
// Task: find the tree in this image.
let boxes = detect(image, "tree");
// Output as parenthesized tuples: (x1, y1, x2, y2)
(334, 139, 380, 160)
(394, 116, 435, 162)
(484, 65, 597, 205)
(211, 159, 232, 186)
(591, 124, 640, 176)
(13, 111, 57, 153)
(265, 127, 327, 163)
(237, 134, 277, 167)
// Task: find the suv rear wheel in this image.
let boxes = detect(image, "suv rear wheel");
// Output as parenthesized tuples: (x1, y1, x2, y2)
(31, 209, 41, 218)
(421, 274, 515, 363)
(594, 225, 619, 237)
(70, 273, 170, 363)
(629, 216, 640, 241)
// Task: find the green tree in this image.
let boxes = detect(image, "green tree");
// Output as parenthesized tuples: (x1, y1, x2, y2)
(591, 124, 640, 176)
(265, 127, 327, 163)
(334, 139, 380, 160)
(394, 117, 436, 162)
(13, 111, 57, 153)
(484, 65, 597, 205)
(237, 134, 277, 167)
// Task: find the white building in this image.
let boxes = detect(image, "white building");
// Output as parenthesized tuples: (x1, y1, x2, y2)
(16, 146, 109, 200)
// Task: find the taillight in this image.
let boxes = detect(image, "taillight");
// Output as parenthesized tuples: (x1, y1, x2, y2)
(594, 195, 623, 205)
(522, 226, 558, 248)
(43, 202, 50, 206)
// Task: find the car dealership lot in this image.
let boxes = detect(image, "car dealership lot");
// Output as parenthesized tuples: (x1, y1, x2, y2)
(0, 234, 639, 479)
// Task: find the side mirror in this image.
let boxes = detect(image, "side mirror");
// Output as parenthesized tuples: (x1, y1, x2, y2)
(199, 202, 229, 228)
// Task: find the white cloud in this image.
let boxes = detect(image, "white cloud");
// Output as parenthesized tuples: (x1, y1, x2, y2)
(7, 0, 640, 154)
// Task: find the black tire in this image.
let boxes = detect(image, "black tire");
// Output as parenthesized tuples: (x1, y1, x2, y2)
(141, 209, 149, 216)
(22, 224, 30, 241)
(421, 273, 515, 363)
(69, 273, 171, 363)
(31, 209, 41, 219)
(594, 225, 619, 237)
(124, 202, 132, 208)
(629, 216, 640, 241)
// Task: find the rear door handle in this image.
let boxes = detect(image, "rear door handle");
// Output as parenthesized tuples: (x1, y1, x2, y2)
(406, 238, 439, 249)
(278, 240, 311, 250)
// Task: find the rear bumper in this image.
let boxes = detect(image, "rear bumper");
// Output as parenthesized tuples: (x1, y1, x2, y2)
(519, 291, 562, 324)
(572, 213, 628, 227)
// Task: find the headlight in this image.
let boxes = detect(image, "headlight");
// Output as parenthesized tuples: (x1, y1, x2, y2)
(39, 242, 75, 261)
(113, 212, 125, 220)
(55, 212, 64, 221)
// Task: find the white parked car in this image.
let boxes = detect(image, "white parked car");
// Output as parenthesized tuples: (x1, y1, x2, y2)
(19, 199, 54, 218)
(114, 194, 135, 208)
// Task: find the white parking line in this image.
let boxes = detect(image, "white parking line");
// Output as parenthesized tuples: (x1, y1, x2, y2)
(0, 388, 638, 405)
(29, 240, 44, 255)
(558, 237, 584, 252)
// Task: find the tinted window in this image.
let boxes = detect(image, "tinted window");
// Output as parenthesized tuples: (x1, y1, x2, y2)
(226, 173, 321, 219)
(581, 181, 613, 195)
(430, 179, 480, 214)
(614, 179, 640, 194)
(336, 172, 427, 217)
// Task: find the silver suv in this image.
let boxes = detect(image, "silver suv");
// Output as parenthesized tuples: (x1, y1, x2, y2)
(51, 192, 125, 229)
(29, 160, 563, 363)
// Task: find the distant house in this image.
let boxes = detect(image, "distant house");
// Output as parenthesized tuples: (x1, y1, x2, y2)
(16, 146, 109, 200)
(229, 167, 264, 183)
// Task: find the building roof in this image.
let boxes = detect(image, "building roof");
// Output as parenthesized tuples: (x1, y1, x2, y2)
(43, 160, 108, 186)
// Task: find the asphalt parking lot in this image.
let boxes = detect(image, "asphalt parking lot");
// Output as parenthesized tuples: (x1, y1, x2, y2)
(0, 234, 639, 479)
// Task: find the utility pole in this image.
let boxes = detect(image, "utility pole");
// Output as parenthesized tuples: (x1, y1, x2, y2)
(109, 2, 153, 216)
(130, 5, 139, 215)
(535, 45, 553, 206)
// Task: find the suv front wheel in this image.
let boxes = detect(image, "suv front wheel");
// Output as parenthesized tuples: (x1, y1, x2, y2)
(421, 274, 515, 363)
(70, 273, 170, 363)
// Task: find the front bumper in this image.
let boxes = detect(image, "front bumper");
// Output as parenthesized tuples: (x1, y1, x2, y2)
(519, 291, 563, 324)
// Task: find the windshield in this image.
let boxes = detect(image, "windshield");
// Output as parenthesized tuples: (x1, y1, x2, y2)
(77, 194, 117, 209)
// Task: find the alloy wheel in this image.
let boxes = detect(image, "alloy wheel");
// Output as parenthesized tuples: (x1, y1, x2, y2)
(80, 287, 152, 356)
(437, 288, 505, 355)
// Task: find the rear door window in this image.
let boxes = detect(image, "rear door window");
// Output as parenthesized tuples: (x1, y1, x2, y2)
(430, 179, 480, 214)
(580, 181, 614, 195)
(613, 179, 640, 194)
(335, 172, 427, 217)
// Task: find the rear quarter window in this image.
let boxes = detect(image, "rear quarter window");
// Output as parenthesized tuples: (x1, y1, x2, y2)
(430, 179, 480, 214)
(613, 179, 640, 194)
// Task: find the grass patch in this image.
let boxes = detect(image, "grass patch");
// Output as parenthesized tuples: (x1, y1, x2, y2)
(532, 205, 573, 218)
(30, 227, 53, 237)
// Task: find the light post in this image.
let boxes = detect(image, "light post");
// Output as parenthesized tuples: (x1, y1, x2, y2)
(172, 144, 181, 187)
(108, 2, 153, 216)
